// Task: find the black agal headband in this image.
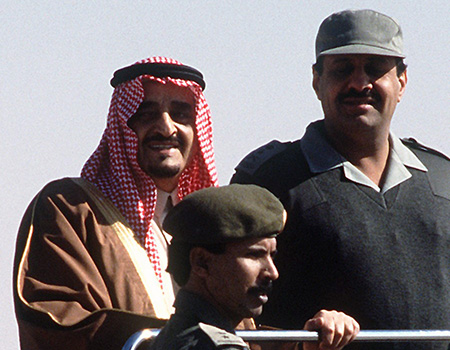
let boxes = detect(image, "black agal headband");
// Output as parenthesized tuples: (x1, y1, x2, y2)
(110, 62, 206, 90)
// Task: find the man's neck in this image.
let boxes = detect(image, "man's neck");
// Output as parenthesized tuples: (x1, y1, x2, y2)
(154, 187, 177, 226)
(183, 283, 242, 329)
(325, 124, 391, 186)
(153, 177, 179, 193)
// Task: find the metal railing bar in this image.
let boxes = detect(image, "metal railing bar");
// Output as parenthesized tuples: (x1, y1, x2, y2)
(122, 329, 450, 350)
(124, 329, 156, 350)
(237, 329, 450, 342)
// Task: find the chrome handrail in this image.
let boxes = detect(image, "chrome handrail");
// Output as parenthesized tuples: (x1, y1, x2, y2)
(122, 329, 450, 350)
(123, 329, 157, 350)
(238, 329, 450, 342)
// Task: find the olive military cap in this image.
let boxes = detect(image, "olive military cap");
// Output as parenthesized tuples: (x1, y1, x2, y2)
(315, 9, 405, 60)
(163, 184, 286, 245)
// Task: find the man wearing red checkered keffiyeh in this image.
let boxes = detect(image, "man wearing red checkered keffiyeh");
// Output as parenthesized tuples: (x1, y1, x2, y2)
(82, 56, 218, 295)
(14, 57, 218, 350)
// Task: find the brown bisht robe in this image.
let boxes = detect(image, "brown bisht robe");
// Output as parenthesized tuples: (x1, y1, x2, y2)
(13, 178, 170, 350)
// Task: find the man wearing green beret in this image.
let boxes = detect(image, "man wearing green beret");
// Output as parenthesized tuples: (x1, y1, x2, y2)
(148, 184, 360, 350)
(231, 9, 449, 350)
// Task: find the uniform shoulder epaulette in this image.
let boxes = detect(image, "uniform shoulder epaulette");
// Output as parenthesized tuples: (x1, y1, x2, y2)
(401, 138, 449, 161)
(198, 323, 248, 348)
(235, 140, 294, 176)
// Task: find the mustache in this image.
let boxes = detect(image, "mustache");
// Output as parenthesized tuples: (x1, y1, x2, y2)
(144, 134, 182, 145)
(338, 89, 380, 102)
(248, 281, 273, 296)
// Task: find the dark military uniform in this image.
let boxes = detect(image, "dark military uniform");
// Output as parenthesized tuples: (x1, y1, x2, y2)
(231, 121, 450, 350)
(148, 185, 285, 350)
(148, 289, 249, 350)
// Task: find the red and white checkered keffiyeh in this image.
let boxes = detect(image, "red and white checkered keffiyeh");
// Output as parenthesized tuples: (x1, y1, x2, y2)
(81, 56, 218, 287)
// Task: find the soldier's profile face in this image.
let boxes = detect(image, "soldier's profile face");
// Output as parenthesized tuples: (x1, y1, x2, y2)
(204, 237, 278, 324)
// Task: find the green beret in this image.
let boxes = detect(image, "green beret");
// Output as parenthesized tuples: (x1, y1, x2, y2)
(162, 184, 286, 244)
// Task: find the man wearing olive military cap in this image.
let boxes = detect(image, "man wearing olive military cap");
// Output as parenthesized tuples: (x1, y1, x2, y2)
(231, 9, 450, 350)
(148, 184, 360, 350)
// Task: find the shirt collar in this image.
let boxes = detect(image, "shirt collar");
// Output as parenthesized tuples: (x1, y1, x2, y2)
(301, 120, 427, 193)
(389, 134, 428, 171)
(154, 188, 179, 224)
(300, 121, 345, 173)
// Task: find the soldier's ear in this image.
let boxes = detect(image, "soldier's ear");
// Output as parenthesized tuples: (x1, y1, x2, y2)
(312, 68, 322, 101)
(190, 247, 211, 277)
(397, 69, 407, 102)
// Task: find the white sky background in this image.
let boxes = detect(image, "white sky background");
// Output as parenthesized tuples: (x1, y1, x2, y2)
(2, 1, 449, 347)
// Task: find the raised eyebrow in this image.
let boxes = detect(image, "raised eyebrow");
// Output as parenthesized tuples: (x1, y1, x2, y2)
(136, 101, 158, 111)
(247, 245, 276, 256)
(329, 57, 352, 64)
(171, 100, 195, 110)
(367, 56, 390, 63)
(246, 246, 267, 254)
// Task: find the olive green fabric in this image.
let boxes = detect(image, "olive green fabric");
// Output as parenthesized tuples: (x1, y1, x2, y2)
(315, 9, 405, 59)
(162, 184, 285, 244)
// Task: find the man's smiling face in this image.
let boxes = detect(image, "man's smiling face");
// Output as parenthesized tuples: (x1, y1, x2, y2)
(313, 54, 407, 137)
(128, 80, 197, 191)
